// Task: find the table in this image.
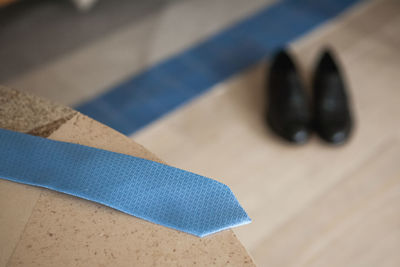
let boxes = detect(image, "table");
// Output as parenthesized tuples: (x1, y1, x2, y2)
(0, 86, 255, 266)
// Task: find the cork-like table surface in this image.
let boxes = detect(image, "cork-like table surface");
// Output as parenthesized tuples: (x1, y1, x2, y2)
(0, 86, 255, 266)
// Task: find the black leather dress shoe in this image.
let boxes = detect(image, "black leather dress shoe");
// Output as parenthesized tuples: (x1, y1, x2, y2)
(267, 50, 311, 144)
(312, 50, 353, 144)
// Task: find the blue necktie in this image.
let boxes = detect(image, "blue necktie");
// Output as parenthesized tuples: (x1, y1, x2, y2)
(0, 128, 250, 237)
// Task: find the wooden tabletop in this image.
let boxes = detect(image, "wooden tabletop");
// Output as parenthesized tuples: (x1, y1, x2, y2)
(0, 86, 255, 266)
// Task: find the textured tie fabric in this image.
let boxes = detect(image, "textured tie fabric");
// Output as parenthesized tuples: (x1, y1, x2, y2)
(0, 128, 250, 237)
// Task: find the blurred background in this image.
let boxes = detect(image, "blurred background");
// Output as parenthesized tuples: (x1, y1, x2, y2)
(1, 0, 399, 266)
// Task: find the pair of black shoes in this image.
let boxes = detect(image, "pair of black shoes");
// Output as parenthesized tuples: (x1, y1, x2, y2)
(267, 49, 353, 145)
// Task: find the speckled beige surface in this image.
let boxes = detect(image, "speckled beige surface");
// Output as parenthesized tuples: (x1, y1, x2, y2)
(0, 86, 76, 134)
(0, 86, 255, 266)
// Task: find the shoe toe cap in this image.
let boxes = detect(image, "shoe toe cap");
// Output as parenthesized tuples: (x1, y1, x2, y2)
(321, 124, 352, 144)
(284, 125, 310, 144)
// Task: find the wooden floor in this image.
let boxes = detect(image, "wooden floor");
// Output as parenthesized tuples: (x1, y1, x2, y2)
(133, 0, 400, 266)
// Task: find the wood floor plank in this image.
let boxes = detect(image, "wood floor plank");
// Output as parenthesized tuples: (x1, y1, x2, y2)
(251, 139, 400, 267)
